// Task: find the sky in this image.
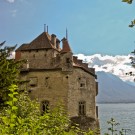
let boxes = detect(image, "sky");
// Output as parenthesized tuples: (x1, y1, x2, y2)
(1, 0, 135, 55)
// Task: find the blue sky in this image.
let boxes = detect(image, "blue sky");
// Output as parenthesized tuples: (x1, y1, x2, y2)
(1, 0, 135, 55)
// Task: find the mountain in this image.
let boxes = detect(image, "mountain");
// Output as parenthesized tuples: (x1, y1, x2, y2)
(96, 71, 135, 103)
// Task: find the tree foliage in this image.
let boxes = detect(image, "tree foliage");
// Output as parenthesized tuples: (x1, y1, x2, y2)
(0, 41, 23, 108)
(0, 43, 96, 134)
(122, 0, 133, 4)
(122, 0, 135, 27)
(0, 85, 95, 135)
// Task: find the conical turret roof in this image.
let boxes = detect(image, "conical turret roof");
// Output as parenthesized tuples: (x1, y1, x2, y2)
(60, 38, 72, 53)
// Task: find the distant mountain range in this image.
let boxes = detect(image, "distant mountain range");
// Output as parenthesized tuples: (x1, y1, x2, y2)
(96, 71, 135, 103)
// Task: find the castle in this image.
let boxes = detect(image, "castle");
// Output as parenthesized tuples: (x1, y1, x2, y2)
(15, 30, 99, 130)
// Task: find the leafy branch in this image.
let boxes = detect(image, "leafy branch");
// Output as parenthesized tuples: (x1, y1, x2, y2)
(121, 0, 135, 27)
(122, 0, 133, 4)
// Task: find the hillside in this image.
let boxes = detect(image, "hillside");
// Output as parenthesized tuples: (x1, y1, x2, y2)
(96, 71, 135, 103)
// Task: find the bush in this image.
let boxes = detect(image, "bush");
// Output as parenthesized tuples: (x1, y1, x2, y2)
(0, 85, 95, 135)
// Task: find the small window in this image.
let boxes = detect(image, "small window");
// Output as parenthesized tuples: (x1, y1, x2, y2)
(42, 100, 49, 114)
(78, 77, 86, 89)
(45, 77, 49, 87)
(33, 54, 35, 58)
(45, 77, 49, 79)
(80, 83, 85, 88)
(29, 77, 38, 87)
(79, 101, 86, 116)
(66, 58, 70, 63)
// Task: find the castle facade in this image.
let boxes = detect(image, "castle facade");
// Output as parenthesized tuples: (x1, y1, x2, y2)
(15, 31, 99, 130)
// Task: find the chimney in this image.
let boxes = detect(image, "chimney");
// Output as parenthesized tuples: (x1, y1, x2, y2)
(56, 39, 60, 51)
(51, 34, 56, 48)
(73, 56, 78, 64)
(15, 51, 21, 60)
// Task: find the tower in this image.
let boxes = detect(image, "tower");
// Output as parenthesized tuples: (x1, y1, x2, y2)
(15, 30, 99, 131)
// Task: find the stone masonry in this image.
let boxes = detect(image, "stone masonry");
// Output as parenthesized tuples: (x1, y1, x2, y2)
(15, 31, 100, 131)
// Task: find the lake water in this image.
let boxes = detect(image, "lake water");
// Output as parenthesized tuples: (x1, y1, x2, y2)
(98, 103, 135, 135)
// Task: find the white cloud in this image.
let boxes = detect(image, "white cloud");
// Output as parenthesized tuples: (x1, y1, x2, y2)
(6, 0, 15, 3)
(11, 51, 15, 59)
(6, 0, 27, 3)
(75, 54, 135, 84)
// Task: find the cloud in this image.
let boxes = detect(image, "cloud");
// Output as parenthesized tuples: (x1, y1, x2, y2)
(11, 51, 15, 59)
(6, 0, 15, 3)
(6, 0, 27, 3)
(75, 54, 135, 84)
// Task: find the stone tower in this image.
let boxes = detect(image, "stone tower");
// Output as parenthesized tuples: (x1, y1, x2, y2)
(15, 31, 99, 131)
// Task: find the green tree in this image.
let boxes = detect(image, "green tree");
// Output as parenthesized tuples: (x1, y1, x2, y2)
(122, 0, 133, 4)
(0, 85, 95, 135)
(0, 41, 23, 108)
(0, 41, 96, 135)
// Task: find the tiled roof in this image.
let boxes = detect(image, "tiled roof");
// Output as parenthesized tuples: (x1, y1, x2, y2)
(16, 31, 96, 78)
(16, 32, 57, 51)
(60, 38, 72, 53)
(16, 43, 29, 51)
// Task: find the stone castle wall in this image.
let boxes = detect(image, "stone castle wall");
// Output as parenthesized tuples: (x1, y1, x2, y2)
(16, 31, 100, 132)
(67, 68, 97, 118)
(20, 70, 69, 110)
(20, 49, 60, 69)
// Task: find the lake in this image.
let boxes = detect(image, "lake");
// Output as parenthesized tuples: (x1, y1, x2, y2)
(98, 103, 135, 135)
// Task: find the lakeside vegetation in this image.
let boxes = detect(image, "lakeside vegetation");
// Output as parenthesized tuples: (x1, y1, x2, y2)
(0, 42, 99, 135)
